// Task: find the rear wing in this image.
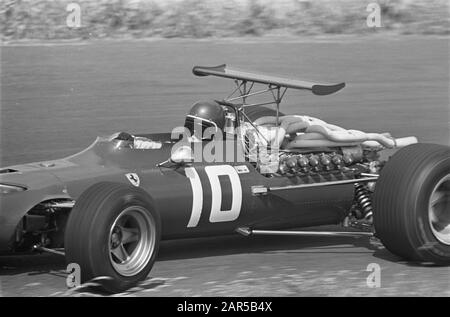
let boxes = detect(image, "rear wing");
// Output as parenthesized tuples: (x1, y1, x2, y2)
(193, 64, 345, 96)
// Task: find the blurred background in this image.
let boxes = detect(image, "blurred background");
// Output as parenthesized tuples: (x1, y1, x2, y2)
(1, 0, 449, 40)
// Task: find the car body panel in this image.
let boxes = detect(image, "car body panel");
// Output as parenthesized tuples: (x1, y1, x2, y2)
(0, 131, 354, 251)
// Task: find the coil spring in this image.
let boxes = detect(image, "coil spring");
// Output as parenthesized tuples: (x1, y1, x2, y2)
(354, 183, 373, 219)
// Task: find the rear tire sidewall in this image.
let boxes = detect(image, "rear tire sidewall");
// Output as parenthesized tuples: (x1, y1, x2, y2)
(405, 158, 450, 262)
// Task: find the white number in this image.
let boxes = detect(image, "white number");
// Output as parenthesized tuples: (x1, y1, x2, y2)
(186, 167, 203, 228)
(186, 165, 242, 227)
(205, 165, 242, 223)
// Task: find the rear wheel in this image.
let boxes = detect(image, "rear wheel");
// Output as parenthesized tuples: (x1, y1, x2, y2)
(373, 143, 450, 264)
(65, 182, 161, 292)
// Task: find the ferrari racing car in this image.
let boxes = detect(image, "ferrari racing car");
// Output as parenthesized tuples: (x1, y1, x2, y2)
(0, 65, 449, 292)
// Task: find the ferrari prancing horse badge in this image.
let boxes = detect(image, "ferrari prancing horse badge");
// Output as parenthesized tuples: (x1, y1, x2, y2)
(125, 173, 140, 187)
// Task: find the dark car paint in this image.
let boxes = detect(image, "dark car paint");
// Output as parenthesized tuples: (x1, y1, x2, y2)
(0, 133, 354, 252)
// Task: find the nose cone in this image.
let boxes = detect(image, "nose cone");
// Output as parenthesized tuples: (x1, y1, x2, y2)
(0, 164, 62, 192)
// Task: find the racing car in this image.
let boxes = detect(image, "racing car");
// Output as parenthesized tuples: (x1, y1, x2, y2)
(0, 65, 449, 292)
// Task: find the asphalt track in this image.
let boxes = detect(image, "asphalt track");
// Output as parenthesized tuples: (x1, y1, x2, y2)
(0, 37, 449, 296)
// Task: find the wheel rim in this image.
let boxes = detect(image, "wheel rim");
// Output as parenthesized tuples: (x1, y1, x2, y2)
(108, 206, 156, 277)
(428, 174, 450, 245)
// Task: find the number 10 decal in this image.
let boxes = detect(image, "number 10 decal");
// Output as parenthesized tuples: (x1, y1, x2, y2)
(186, 165, 242, 227)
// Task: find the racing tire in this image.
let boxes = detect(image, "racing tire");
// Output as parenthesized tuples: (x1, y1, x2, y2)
(65, 182, 161, 293)
(373, 143, 450, 264)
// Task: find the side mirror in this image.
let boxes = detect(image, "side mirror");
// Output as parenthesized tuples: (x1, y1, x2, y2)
(170, 145, 194, 164)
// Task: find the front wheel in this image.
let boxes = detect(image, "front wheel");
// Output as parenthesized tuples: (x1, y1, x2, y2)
(373, 143, 450, 264)
(65, 182, 161, 292)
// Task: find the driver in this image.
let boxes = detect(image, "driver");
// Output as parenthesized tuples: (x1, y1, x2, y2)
(184, 100, 226, 141)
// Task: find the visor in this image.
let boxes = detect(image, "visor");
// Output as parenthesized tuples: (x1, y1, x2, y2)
(184, 115, 218, 139)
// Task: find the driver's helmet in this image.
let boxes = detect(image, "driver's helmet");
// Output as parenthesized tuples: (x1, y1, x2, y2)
(184, 100, 225, 139)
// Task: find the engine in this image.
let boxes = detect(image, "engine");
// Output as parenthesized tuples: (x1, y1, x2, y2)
(259, 145, 381, 229)
(255, 143, 382, 177)
(276, 147, 363, 176)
